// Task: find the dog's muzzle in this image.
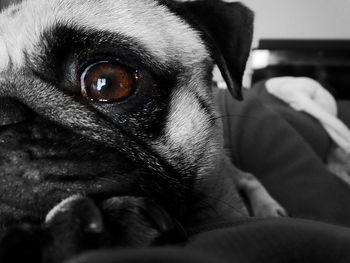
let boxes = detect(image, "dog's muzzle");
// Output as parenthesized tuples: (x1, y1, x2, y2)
(0, 99, 186, 227)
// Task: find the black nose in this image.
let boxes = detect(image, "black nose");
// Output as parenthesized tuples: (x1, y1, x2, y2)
(0, 98, 33, 126)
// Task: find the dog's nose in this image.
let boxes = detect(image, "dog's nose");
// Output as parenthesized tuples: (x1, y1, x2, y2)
(0, 98, 33, 126)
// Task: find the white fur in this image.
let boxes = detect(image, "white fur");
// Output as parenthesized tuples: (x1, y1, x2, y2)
(45, 194, 83, 223)
(0, 0, 208, 71)
(166, 89, 210, 153)
(152, 69, 223, 178)
(0, 37, 9, 71)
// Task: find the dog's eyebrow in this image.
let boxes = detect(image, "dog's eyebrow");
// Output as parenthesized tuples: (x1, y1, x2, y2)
(27, 24, 179, 85)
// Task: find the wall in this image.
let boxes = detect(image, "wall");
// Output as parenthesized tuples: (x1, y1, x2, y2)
(239, 0, 350, 47)
(226, 0, 350, 87)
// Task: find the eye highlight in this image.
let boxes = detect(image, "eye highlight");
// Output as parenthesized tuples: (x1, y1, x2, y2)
(80, 61, 136, 102)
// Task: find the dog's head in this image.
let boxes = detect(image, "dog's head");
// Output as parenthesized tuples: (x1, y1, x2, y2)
(0, 0, 253, 226)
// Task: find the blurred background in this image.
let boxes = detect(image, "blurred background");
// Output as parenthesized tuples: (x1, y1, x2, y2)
(238, 0, 350, 98)
(240, 0, 350, 46)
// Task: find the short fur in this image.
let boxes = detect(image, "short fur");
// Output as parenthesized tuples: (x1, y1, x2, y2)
(0, 1, 284, 262)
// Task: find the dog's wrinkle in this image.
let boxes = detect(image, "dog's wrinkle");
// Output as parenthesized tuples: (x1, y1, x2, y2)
(0, 115, 190, 224)
(0, 100, 183, 195)
(0, 98, 34, 127)
(0, 119, 134, 173)
(0, 71, 200, 223)
(0, 73, 181, 183)
(0, 164, 140, 225)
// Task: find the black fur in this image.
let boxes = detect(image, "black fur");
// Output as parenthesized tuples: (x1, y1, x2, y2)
(0, 1, 254, 262)
(0, 196, 186, 263)
(0, 114, 192, 225)
(28, 25, 179, 140)
(158, 0, 254, 100)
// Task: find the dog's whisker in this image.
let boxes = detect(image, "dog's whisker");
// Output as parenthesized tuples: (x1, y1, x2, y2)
(210, 114, 262, 122)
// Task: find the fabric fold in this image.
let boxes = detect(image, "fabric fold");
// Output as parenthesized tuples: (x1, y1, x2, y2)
(266, 77, 350, 154)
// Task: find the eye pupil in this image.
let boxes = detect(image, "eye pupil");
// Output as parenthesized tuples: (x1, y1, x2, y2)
(81, 62, 135, 102)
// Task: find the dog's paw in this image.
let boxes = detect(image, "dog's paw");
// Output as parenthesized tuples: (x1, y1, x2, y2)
(0, 195, 106, 263)
(44, 195, 105, 262)
(45, 195, 104, 234)
(101, 196, 187, 247)
(249, 187, 288, 218)
(327, 163, 350, 186)
(0, 195, 186, 263)
(48, 195, 186, 260)
(46, 195, 186, 251)
(42, 195, 105, 263)
(252, 200, 288, 218)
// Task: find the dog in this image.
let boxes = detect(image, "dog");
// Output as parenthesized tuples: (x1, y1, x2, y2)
(0, 0, 286, 262)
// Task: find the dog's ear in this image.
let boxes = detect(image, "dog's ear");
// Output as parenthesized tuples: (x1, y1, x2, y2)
(168, 0, 254, 100)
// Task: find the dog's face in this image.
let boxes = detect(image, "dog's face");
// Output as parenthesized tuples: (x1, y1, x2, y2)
(0, 0, 253, 226)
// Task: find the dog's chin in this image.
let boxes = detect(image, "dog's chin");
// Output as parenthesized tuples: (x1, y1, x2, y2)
(0, 116, 181, 227)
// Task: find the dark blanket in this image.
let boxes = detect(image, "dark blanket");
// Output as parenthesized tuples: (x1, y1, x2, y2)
(217, 83, 350, 226)
(67, 83, 350, 263)
(70, 218, 350, 263)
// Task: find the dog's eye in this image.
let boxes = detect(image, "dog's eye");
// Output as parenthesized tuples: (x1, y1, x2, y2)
(80, 62, 136, 102)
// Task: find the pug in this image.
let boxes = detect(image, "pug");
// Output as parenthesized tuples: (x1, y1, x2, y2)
(0, 0, 286, 262)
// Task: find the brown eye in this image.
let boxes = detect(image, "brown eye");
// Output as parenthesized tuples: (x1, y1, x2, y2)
(80, 61, 135, 102)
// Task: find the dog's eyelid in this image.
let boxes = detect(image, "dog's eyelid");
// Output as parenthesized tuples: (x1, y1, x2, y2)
(74, 49, 171, 84)
(34, 25, 175, 91)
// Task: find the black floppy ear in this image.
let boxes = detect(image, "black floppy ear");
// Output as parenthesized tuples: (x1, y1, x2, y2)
(169, 0, 254, 100)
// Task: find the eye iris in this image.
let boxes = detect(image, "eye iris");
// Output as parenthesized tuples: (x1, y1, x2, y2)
(81, 62, 134, 102)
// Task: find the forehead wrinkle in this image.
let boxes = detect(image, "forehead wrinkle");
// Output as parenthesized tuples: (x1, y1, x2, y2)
(0, 0, 209, 70)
